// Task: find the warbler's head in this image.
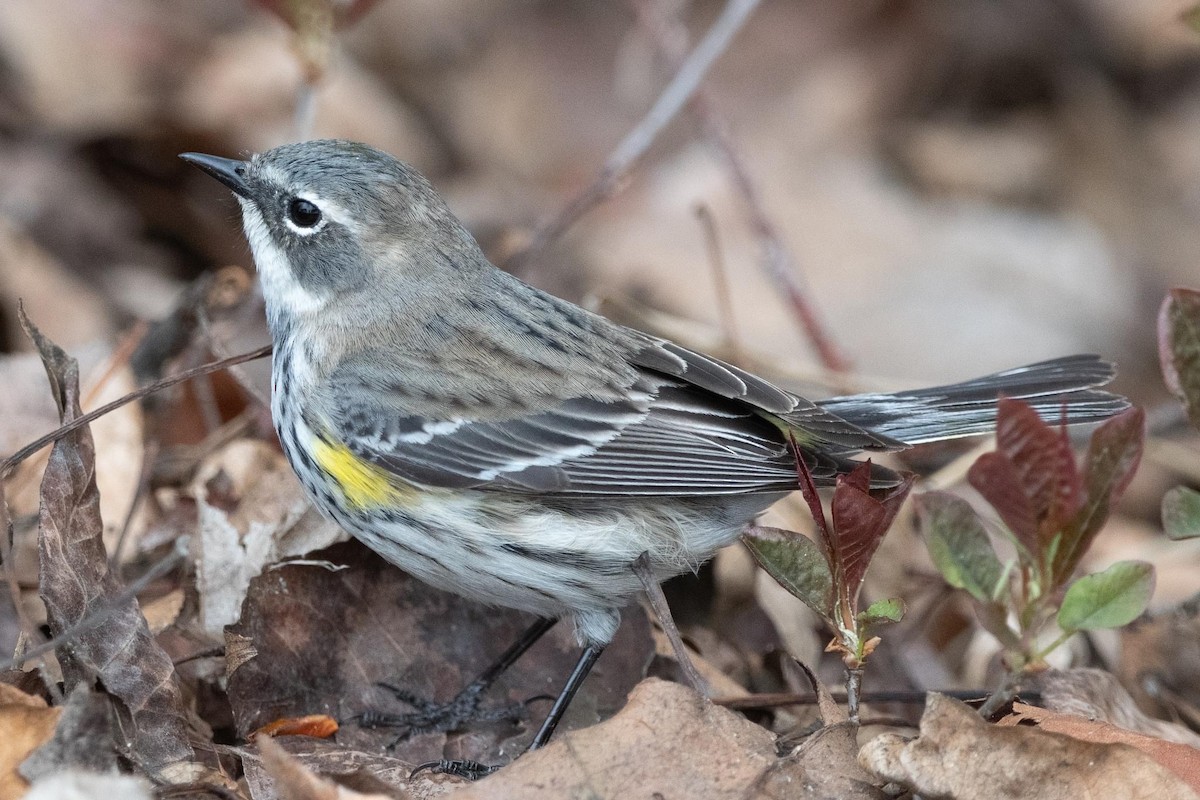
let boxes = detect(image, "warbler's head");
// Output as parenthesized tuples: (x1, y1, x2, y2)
(181, 140, 483, 321)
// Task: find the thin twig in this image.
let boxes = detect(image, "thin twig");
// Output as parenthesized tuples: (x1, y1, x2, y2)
(0, 345, 271, 480)
(506, 0, 762, 269)
(631, 0, 850, 372)
(694, 203, 745, 363)
(845, 665, 863, 724)
(0, 538, 189, 672)
(83, 320, 148, 409)
(715, 688, 1016, 710)
(978, 672, 1020, 720)
(109, 439, 159, 569)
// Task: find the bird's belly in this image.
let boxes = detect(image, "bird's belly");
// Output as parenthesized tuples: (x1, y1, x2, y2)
(271, 392, 772, 632)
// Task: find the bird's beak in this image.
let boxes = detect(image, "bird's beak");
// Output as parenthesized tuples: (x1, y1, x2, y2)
(179, 152, 253, 199)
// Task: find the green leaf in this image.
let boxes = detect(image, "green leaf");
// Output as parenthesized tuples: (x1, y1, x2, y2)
(915, 492, 1004, 603)
(1162, 486, 1200, 540)
(742, 526, 835, 621)
(1057, 561, 1155, 631)
(859, 597, 904, 625)
(1158, 288, 1200, 430)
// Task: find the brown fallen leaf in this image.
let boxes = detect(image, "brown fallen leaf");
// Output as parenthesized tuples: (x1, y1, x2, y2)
(749, 659, 886, 800)
(191, 438, 346, 634)
(226, 540, 652, 769)
(0, 686, 61, 799)
(762, 721, 887, 800)
(859, 692, 1200, 800)
(1026, 668, 1200, 748)
(241, 735, 414, 800)
(1120, 594, 1200, 730)
(250, 734, 396, 800)
(1002, 703, 1200, 794)
(445, 678, 778, 800)
(24, 312, 194, 775)
(256, 714, 340, 739)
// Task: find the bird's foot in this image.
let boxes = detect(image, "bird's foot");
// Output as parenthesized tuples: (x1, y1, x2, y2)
(410, 758, 501, 780)
(358, 681, 536, 743)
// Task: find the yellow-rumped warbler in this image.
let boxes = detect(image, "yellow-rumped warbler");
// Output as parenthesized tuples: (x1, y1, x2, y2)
(181, 140, 1127, 775)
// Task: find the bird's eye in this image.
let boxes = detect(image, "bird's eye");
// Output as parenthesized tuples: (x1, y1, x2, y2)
(287, 198, 322, 229)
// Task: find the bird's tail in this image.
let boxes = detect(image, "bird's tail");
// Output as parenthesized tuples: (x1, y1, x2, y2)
(817, 355, 1129, 446)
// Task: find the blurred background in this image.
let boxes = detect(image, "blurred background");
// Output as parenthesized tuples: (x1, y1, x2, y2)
(1, 0, 1199, 721)
(1, 0, 1196, 385)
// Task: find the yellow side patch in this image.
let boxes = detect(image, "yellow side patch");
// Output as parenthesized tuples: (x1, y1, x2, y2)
(310, 436, 417, 510)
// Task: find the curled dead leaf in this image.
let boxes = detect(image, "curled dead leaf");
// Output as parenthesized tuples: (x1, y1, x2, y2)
(860, 693, 1199, 800)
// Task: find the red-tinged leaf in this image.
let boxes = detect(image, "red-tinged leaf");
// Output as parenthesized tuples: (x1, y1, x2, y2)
(831, 462, 914, 603)
(1158, 288, 1200, 430)
(992, 397, 1083, 541)
(1055, 407, 1146, 582)
(23, 310, 194, 773)
(968, 452, 1040, 554)
(787, 432, 831, 553)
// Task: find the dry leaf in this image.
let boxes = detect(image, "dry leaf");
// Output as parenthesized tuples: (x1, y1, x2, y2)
(22, 771, 154, 800)
(446, 678, 778, 800)
(251, 734, 397, 800)
(766, 722, 887, 800)
(256, 714, 340, 739)
(860, 693, 1199, 800)
(27, 314, 194, 773)
(192, 438, 346, 634)
(1026, 668, 1200, 749)
(1003, 703, 1200, 794)
(0, 691, 61, 799)
(140, 589, 185, 636)
(225, 541, 652, 769)
(241, 736, 416, 800)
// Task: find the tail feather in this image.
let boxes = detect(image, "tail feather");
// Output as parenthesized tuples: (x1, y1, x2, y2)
(817, 355, 1129, 445)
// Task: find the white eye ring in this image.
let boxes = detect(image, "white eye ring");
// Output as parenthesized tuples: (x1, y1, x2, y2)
(285, 197, 325, 234)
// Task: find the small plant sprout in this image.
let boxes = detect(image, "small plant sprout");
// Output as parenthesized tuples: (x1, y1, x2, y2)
(743, 451, 913, 723)
(915, 397, 1148, 716)
(1158, 287, 1200, 541)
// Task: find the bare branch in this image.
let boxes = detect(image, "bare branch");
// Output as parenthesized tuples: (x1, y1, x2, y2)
(632, 0, 850, 372)
(507, 0, 762, 269)
(0, 345, 272, 480)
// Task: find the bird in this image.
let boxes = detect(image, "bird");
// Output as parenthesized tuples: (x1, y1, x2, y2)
(180, 139, 1127, 776)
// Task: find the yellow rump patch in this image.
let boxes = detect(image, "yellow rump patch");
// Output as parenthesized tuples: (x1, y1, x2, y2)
(310, 436, 416, 510)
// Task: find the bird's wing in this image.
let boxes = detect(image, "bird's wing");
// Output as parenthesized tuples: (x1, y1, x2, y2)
(318, 348, 892, 496)
(630, 339, 906, 452)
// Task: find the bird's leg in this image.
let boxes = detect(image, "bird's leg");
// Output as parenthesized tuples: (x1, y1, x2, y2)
(413, 643, 606, 780)
(360, 616, 558, 740)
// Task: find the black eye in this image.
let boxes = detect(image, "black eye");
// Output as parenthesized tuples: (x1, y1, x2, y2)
(287, 198, 322, 228)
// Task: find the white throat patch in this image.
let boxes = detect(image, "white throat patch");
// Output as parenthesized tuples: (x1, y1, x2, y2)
(239, 200, 326, 317)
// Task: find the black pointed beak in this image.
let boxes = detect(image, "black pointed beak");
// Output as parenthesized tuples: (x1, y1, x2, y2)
(180, 152, 252, 199)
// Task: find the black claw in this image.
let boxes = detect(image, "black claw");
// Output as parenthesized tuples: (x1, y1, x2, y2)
(410, 759, 501, 780)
